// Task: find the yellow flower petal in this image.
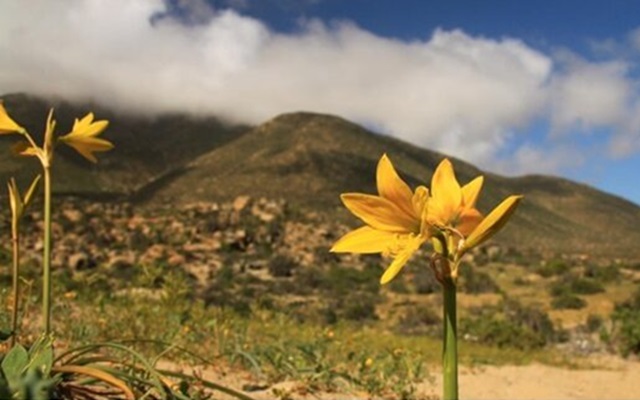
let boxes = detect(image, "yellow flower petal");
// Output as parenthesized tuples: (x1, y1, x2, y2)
(331, 226, 396, 253)
(456, 207, 483, 236)
(61, 136, 114, 163)
(0, 102, 25, 134)
(66, 113, 109, 138)
(341, 193, 420, 233)
(411, 185, 429, 216)
(380, 236, 423, 284)
(12, 141, 39, 157)
(463, 195, 523, 251)
(430, 159, 462, 223)
(376, 154, 415, 219)
(461, 176, 483, 208)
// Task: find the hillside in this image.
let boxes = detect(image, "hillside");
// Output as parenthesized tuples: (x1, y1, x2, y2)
(145, 111, 640, 258)
(0, 93, 249, 198)
(1, 94, 639, 258)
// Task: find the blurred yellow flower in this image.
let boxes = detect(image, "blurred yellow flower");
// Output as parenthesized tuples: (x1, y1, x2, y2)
(331, 154, 430, 284)
(59, 112, 113, 163)
(0, 102, 25, 134)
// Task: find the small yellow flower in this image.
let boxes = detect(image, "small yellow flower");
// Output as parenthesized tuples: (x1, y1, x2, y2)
(58, 112, 113, 163)
(7, 176, 41, 220)
(331, 154, 430, 284)
(0, 102, 25, 134)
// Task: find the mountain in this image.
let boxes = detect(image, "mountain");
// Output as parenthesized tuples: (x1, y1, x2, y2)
(0, 93, 249, 198)
(145, 111, 640, 258)
(2, 94, 639, 258)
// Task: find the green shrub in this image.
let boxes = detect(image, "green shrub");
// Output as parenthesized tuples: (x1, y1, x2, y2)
(570, 277, 605, 295)
(395, 306, 441, 335)
(460, 300, 560, 349)
(550, 275, 604, 296)
(583, 264, 621, 283)
(585, 314, 604, 333)
(268, 254, 298, 277)
(611, 288, 640, 356)
(536, 259, 570, 277)
(551, 293, 586, 310)
(459, 266, 499, 294)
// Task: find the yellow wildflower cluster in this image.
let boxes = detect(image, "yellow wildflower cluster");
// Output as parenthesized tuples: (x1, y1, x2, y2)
(0, 102, 112, 164)
(332, 154, 522, 284)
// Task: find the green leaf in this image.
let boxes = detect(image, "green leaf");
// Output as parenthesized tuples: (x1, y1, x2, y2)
(26, 335, 54, 377)
(1, 344, 28, 387)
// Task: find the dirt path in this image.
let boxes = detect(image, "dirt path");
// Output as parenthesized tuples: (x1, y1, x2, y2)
(167, 355, 640, 399)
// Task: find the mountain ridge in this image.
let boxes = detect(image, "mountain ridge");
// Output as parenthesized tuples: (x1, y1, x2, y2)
(1, 94, 639, 259)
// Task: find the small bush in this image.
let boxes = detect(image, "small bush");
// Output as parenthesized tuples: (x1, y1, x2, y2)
(585, 314, 604, 333)
(459, 267, 499, 294)
(550, 275, 604, 297)
(536, 259, 570, 277)
(342, 293, 379, 321)
(268, 254, 298, 277)
(571, 277, 605, 295)
(611, 287, 640, 356)
(551, 293, 586, 310)
(460, 299, 560, 349)
(395, 306, 441, 335)
(583, 263, 621, 283)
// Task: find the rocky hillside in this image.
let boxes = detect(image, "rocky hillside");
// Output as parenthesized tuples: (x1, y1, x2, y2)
(1, 94, 639, 258)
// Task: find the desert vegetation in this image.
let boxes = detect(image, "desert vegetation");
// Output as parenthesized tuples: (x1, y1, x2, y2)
(0, 100, 639, 399)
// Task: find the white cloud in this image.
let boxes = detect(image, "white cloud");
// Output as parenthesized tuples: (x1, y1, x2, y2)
(549, 58, 631, 134)
(1, 0, 640, 176)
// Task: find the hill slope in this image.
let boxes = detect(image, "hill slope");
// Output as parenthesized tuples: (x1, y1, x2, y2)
(146, 111, 640, 257)
(0, 93, 249, 198)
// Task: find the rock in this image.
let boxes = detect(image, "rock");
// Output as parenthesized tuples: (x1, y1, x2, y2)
(232, 195, 251, 212)
(62, 209, 84, 223)
(68, 251, 96, 271)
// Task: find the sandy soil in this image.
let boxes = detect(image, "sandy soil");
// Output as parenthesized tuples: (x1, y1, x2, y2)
(164, 355, 640, 400)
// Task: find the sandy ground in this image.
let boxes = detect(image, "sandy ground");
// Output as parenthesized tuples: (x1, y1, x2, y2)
(165, 355, 640, 400)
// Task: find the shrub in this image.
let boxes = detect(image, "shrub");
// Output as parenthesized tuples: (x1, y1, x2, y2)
(460, 300, 560, 349)
(536, 259, 570, 277)
(459, 266, 499, 294)
(585, 314, 604, 333)
(583, 263, 621, 283)
(611, 287, 640, 356)
(268, 254, 298, 277)
(550, 275, 604, 297)
(342, 293, 379, 321)
(395, 306, 441, 335)
(570, 277, 605, 295)
(551, 292, 586, 310)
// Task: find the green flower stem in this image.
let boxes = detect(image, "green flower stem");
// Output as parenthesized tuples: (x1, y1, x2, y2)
(43, 165, 52, 335)
(10, 220, 20, 346)
(442, 275, 458, 400)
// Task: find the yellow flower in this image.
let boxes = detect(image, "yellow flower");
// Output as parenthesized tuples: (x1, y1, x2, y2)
(0, 102, 25, 134)
(331, 154, 430, 284)
(426, 158, 523, 257)
(426, 159, 484, 237)
(7, 176, 41, 220)
(58, 112, 113, 163)
(332, 155, 523, 285)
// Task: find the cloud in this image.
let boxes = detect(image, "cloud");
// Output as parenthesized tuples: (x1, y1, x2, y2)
(1, 0, 639, 177)
(549, 56, 631, 134)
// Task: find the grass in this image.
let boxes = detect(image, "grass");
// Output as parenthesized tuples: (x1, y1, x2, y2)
(0, 254, 587, 399)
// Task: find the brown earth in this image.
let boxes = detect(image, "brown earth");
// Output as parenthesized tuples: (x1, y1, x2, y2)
(163, 355, 640, 400)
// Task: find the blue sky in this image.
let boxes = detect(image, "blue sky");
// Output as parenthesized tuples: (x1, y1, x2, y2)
(2, 0, 640, 204)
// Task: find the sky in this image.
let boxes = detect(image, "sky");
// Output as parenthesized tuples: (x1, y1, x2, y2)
(2, 0, 640, 205)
